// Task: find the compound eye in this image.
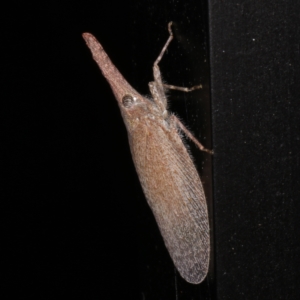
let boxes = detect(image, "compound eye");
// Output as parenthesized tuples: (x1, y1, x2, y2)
(122, 95, 134, 108)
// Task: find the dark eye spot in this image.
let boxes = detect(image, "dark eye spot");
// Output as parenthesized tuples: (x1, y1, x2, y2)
(122, 95, 134, 108)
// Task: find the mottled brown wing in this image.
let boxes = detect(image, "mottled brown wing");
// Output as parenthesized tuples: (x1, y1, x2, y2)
(129, 119, 210, 284)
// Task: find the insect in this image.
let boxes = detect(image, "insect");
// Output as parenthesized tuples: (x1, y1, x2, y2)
(82, 22, 211, 284)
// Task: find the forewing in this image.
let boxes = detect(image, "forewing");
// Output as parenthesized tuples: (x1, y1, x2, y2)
(129, 120, 210, 284)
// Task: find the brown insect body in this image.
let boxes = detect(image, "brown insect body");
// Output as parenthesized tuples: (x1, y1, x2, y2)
(83, 23, 210, 284)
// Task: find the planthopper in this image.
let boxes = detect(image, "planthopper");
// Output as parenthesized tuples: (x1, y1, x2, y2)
(82, 22, 211, 284)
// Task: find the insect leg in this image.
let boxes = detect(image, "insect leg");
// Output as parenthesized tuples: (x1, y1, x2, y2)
(154, 21, 174, 67)
(170, 115, 213, 154)
(150, 22, 174, 112)
(163, 83, 203, 92)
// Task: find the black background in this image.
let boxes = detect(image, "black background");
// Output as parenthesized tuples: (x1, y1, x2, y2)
(210, 1, 300, 299)
(2, 0, 300, 299)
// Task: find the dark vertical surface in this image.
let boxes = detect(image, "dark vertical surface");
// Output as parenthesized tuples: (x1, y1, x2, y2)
(2, 1, 213, 299)
(209, 1, 300, 299)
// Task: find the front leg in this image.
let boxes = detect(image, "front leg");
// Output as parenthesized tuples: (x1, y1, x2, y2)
(149, 22, 175, 110)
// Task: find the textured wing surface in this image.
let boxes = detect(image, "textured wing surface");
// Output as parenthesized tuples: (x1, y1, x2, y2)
(129, 119, 210, 284)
